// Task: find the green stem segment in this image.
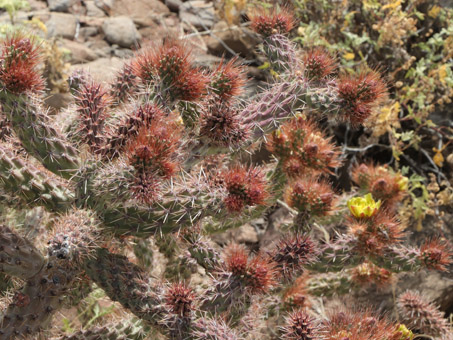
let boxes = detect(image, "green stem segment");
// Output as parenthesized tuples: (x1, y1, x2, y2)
(0, 91, 80, 179)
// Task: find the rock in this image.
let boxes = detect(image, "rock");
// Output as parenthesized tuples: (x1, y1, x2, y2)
(102, 16, 141, 48)
(47, 0, 74, 12)
(111, 0, 169, 26)
(95, 0, 115, 11)
(28, 0, 48, 11)
(85, 1, 105, 17)
(179, 0, 215, 30)
(165, 0, 183, 12)
(46, 13, 78, 40)
(79, 26, 99, 39)
(212, 223, 259, 246)
(70, 57, 124, 83)
(206, 21, 258, 58)
(85, 39, 112, 58)
(61, 40, 98, 63)
(44, 93, 73, 111)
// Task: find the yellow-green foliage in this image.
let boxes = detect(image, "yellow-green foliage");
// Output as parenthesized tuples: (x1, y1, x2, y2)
(0, 0, 29, 23)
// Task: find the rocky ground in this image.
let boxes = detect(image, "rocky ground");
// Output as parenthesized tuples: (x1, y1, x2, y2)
(1, 0, 452, 327)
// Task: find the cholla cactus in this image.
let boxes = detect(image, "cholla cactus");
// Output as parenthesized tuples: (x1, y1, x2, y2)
(397, 290, 451, 337)
(0, 12, 451, 340)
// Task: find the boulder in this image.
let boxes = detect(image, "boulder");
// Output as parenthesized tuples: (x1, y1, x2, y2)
(111, 0, 169, 26)
(47, 0, 74, 12)
(46, 13, 78, 40)
(61, 40, 98, 64)
(179, 0, 215, 30)
(206, 21, 258, 58)
(102, 16, 141, 48)
(85, 1, 105, 17)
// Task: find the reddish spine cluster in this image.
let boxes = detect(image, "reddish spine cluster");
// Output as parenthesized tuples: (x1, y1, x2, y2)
(419, 238, 452, 271)
(337, 70, 387, 125)
(221, 165, 269, 213)
(126, 111, 181, 203)
(284, 176, 336, 217)
(397, 290, 450, 336)
(165, 282, 196, 317)
(132, 38, 208, 101)
(348, 210, 405, 256)
(267, 116, 341, 177)
(281, 309, 318, 340)
(250, 7, 295, 37)
(199, 101, 249, 148)
(270, 234, 317, 280)
(302, 48, 337, 81)
(0, 34, 43, 93)
(110, 62, 138, 103)
(224, 244, 277, 294)
(323, 309, 405, 340)
(103, 103, 163, 157)
(74, 81, 110, 151)
(351, 163, 408, 208)
(210, 58, 246, 101)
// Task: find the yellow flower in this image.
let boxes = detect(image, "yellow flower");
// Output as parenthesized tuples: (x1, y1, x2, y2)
(343, 52, 355, 61)
(347, 193, 381, 219)
(394, 324, 414, 340)
(397, 175, 409, 192)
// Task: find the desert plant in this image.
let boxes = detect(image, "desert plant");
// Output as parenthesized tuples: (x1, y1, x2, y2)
(0, 9, 451, 339)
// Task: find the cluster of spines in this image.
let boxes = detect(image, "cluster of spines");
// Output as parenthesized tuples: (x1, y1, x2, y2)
(110, 62, 138, 103)
(132, 38, 208, 102)
(0, 33, 43, 93)
(249, 7, 295, 37)
(74, 81, 110, 151)
(267, 115, 342, 177)
(397, 290, 450, 337)
(270, 233, 317, 280)
(219, 165, 269, 213)
(351, 163, 408, 208)
(336, 70, 387, 125)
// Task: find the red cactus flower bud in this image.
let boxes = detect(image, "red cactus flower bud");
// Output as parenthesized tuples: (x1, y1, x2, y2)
(199, 100, 249, 148)
(250, 7, 296, 37)
(351, 163, 408, 208)
(102, 103, 165, 157)
(284, 176, 336, 217)
(221, 165, 269, 213)
(270, 233, 317, 279)
(281, 309, 319, 340)
(419, 238, 452, 271)
(302, 47, 337, 80)
(224, 244, 277, 294)
(324, 308, 401, 340)
(127, 113, 181, 178)
(210, 57, 246, 101)
(132, 38, 209, 101)
(397, 290, 450, 336)
(225, 243, 249, 276)
(337, 70, 387, 126)
(0, 33, 43, 93)
(165, 282, 196, 317)
(348, 211, 404, 255)
(267, 116, 341, 177)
